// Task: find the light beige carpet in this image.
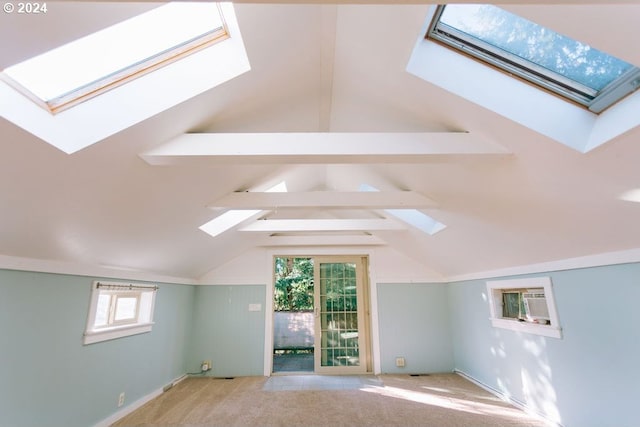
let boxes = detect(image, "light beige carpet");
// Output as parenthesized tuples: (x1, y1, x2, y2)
(112, 373, 551, 427)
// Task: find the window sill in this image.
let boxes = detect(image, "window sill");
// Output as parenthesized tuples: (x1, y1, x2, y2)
(489, 317, 562, 339)
(83, 322, 155, 345)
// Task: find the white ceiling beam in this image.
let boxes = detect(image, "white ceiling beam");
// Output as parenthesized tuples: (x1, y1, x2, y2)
(210, 191, 436, 209)
(239, 219, 406, 232)
(232, 0, 632, 4)
(257, 235, 387, 246)
(140, 132, 510, 165)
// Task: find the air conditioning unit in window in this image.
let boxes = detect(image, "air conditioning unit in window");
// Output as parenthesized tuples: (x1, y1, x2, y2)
(523, 289, 550, 323)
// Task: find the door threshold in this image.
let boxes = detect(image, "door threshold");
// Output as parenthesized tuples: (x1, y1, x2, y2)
(270, 371, 374, 377)
(271, 371, 315, 376)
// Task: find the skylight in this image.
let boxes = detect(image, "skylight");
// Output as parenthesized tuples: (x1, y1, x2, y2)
(428, 4, 640, 113)
(359, 184, 446, 236)
(0, 2, 249, 154)
(200, 182, 288, 238)
(2, 2, 228, 113)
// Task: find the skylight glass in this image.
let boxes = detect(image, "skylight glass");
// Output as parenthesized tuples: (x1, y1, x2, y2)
(1, 2, 227, 113)
(358, 184, 446, 236)
(428, 4, 640, 113)
(200, 182, 288, 238)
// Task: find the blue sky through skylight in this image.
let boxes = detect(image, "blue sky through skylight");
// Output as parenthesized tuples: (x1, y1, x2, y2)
(439, 5, 634, 93)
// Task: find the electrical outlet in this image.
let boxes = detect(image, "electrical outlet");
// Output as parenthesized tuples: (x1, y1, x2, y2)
(202, 360, 212, 371)
(118, 392, 125, 407)
(395, 357, 405, 368)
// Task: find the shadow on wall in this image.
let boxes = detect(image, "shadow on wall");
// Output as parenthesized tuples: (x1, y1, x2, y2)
(521, 337, 561, 423)
(489, 328, 562, 426)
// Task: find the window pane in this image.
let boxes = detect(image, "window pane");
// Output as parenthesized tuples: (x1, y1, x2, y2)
(438, 5, 634, 92)
(4, 2, 224, 102)
(502, 292, 521, 319)
(94, 294, 111, 327)
(114, 297, 138, 321)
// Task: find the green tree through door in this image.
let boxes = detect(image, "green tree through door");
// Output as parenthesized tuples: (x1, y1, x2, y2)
(274, 257, 313, 311)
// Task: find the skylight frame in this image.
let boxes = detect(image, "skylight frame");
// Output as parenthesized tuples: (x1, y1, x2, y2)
(200, 182, 289, 238)
(0, 2, 249, 155)
(358, 184, 446, 236)
(427, 4, 640, 114)
(1, 3, 230, 114)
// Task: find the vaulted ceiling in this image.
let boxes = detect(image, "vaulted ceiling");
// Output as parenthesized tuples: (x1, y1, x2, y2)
(1, 1, 640, 282)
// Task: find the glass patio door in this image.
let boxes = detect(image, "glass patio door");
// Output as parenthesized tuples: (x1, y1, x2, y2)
(314, 256, 368, 374)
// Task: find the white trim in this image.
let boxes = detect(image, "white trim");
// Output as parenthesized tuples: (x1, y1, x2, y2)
(488, 318, 562, 339)
(3, 245, 640, 287)
(83, 280, 158, 345)
(447, 247, 640, 283)
(454, 370, 564, 427)
(0, 254, 196, 285)
(83, 323, 154, 345)
(93, 374, 187, 427)
(368, 252, 382, 375)
(196, 278, 265, 286)
(486, 277, 562, 339)
(93, 387, 162, 427)
(263, 251, 274, 376)
(263, 247, 381, 376)
(172, 374, 188, 386)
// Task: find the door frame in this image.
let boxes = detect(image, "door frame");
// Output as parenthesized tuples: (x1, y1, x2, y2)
(266, 251, 376, 375)
(313, 255, 370, 374)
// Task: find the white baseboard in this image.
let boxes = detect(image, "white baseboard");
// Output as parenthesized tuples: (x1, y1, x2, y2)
(172, 374, 188, 386)
(94, 374, 187, 427)
(454, 369, 563, 427)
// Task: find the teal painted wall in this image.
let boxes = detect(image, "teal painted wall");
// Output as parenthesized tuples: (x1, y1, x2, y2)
(189, 285, 266, 377)
(377, 283, 453, 374)
(448, 263, 640, 427)
(0, 269, 195, 427)
(4, 261, 639, 427)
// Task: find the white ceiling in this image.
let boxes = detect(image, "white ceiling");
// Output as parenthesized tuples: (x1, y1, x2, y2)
(2, 1, 640, 282)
